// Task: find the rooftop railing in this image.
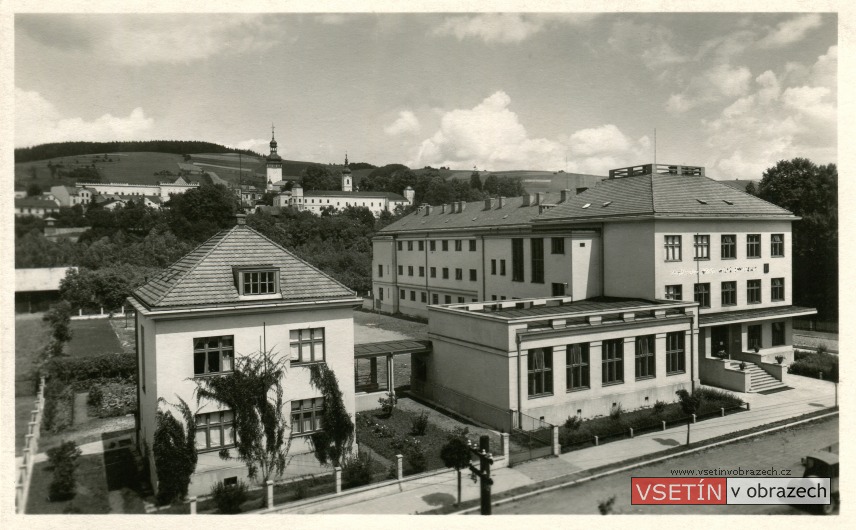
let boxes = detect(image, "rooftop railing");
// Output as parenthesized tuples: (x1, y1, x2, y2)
(609, 164, 705, 179)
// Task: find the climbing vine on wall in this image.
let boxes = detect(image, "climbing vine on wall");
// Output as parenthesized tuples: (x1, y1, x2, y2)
(308, 364, 355, 467)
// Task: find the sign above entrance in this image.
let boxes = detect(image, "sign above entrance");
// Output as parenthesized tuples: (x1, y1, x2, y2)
(670, 266, 760, 276)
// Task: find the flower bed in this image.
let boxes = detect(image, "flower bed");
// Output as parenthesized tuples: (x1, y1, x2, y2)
(87, 378, 137, 418)
(790, 350, 838, 382)
(559, 388, 744, 451)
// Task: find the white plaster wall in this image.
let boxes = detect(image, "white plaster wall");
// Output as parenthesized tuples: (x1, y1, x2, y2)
(603, 222, 655, 299)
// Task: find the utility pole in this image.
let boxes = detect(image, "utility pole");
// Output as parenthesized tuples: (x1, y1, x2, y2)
(467, 435, 494, 515)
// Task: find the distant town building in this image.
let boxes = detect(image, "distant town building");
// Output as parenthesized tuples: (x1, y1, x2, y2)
(15, 266, 76, 313)
(51, 185, 93, 207)
(14, 197, 60, 217)
(74, 176, 200, 199)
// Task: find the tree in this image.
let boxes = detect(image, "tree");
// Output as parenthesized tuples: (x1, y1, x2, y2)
(166, 183, 239, 241)
(153, 397, 198, 505)
(757, 159, 838, 320)
(259, 191, 279, 206)
(469, 173, 482, 191)
(675, 389, 700, 445)
(440, 432, 472, 505)
(301, 166, 340, 191)
(744, 181, 757, 195)
(193, 349, 291, 506)
(307, 364, 355, 467)
(27, 183, 42, 197)
(43, 301, 73, 344)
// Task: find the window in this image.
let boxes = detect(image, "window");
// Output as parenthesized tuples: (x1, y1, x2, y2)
(694, 283, 711, 308)
(666, 332, 685, 374)
(527, 348, 553, 397)
(377, 264, 383, 277)
(430, 241, 436, 251)
(635, 335, 655, 379)
(771, 278, 785, 301)
(491, 259, 497, 275)
(772, 321, 786, 346)
(421, 292, 427, 303)
(551, 238, 565, 254)
(531, 238, 544, 283)
(721, 234, 736, 259)
(455, 240, 462, 251)
(195, 410, 235, 451)
(442, 240, 449, 251)
(469, 240, 477, 251)
(432, 293, 439, 304)
(291, 398, 324, 435)
(771, 234, 784, 257)
(747, 234, 761, 258)
(500, 260, 507, 276)
(512, 239, 524, 281)
(552, 283, 565, 296)
(664, 235, 682, 261)
(399, 289, 405, 299)
(747, 279, 761, 304)
(194, 336, 234, 375)
(442, 268, 449, 279)
(721, 281, 736, 306)
(430, 267, 437, 278)
(290, 328, 325, 363)
(665, 285, 682, 300)
(566, 343, 590, 390)
(419, 241, 424, 251)
(241, 270, 277, 295)
(407, 241, 413, 251)
(408, 266, 413, 276)
(398, 265, 403, 275)
(410, 290, 416, 301)
(444, 295, 451, 304)
(419, 266, 425, 277)
(469, 269, 477, 281)
(694, 235, 710, 260)
(602, 340, 624, 385)
(378, 287, 384, 300)
(397, 241, 403, 251)
(458, 296, 465, 303)
(455, 268, 463, 280)
(748, 325, 762, 350)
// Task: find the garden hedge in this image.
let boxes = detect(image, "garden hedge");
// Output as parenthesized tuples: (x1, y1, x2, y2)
(42, 353, 137, 383)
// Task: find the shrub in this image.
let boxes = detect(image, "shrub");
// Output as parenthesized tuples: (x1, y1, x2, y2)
(598, 495, 616, 515)
(563, 415, 582, 431)
(788, 351, 838, 382)
(609, 403, 623, 421)
(651, 400, 667, 416)
(42, 379, 74, 433)
(47, 441, 81, 501)
(211, 480, 248, 514)
(405, 441, 427, 474)
(411, 410, 429, 436)
(88, 379, 136, 417)
(378, 391, 397, 417)
(42, 353, 137, 383)
(341, 451, 375, 489)
(88, 386, 104, 408)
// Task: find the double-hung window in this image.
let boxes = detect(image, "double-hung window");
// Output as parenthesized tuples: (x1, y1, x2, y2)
(377, 264, 383, 277)
(771, 278, 785, 301)
(430, 267, 437, 278)
(635, 335, 655, 379)
(527, 347, 553, 397)
(500, 259, 507, 276)
(407, 241, 413, 251)
(290, 328, 325, 363)
(721, 234, 736, 259)
(602, 339, 624, 385)
(419, 266, 425, 277)
(664, 235, 682, 261)
(694, 235, 710, 260)
(694, 283, 711, 308)
(721, 281, 736, 306)
(747, 234, 761, 258)
(771, 234, 784, 257)
(442, 268, 449, 279)
(666, 332, 685, 374)
(194, 336, 234, 375)
(291, 398, 324, 435)
(429, 241, 436, 251)
(566, 343, 590, 391)
(195, 410, 235, 451)
(418, 241, 424, 251)
(747, 280, 761, 304)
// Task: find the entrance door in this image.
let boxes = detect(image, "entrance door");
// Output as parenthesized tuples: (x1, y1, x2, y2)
(711, 325, 729, 357)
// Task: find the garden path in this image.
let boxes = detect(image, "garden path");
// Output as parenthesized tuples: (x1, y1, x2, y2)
(73, 392, 89, 425)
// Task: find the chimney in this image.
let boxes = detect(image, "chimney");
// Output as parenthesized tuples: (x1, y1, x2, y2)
(535, 192, 544, 205)
(521, 194, 532, 206)
(484, 197, 494, 210)
(235, 213, 247, 226)
(560, 189, 571, 202)
(425, 205, 433, 215)
(498, 196, 506, 208)
(576, 187, 588, 195)
(459, 201, 466, 212)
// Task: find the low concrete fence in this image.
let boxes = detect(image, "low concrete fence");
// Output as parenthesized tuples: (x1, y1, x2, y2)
(700, 358, 750, 392)
(16, 377, 47, 513)
(70, 306, 131, 320)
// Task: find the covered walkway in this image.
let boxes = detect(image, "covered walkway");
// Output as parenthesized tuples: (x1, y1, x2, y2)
(353, 339, 431, 411)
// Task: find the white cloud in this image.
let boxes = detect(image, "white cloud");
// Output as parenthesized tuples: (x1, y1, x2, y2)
(608, 20, 687, 70)
(667, 63, 752, 114)
(758, 14, 823, 48)
(384, 111, 421, 136)
(431, 13, 595, 44)
(15, 87, 154, 147)
(706, 64, 752, 98)
(233, 138, 270, 154)
(410, 92, 648, 173)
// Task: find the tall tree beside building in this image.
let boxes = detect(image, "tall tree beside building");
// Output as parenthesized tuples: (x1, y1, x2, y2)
(757, 158, 838, 320)
(301, 166, 340, 191)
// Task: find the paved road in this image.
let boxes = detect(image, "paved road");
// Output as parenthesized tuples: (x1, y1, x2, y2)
(495, 415, 838, 515)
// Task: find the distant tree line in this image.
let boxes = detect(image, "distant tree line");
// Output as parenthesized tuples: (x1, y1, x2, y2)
(15, 140, 261, 163)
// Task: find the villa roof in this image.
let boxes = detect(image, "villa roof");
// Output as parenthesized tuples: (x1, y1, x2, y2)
(133, 222, 356, 310)
(15, 197, 59, 208)
(306, 190, 407, 201)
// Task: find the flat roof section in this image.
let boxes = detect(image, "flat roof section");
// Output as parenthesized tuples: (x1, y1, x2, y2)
(698, 305, 817, 326)
(354, 339, 433, 359)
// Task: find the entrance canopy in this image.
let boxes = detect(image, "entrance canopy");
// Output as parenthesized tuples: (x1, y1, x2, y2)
(698, 305, 816, 327)
(354, 339, 432, 359)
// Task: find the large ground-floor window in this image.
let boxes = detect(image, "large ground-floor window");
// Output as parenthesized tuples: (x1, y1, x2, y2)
(666, 332, 685, 374)
(602, 339, 624, 385)
(566, 343, 590, 391)
(528, 347, 553, 397)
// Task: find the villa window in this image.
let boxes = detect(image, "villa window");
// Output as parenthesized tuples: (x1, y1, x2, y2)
(693, 235, 710, 260)
(664, 235, 681, 261)
(635, 335, 656, 379)
(430, 267, 437, 278)
(418, 241, 424, 251)
(291, 398, 324, 435)
(666, 332, 685, 374)
(290, 328, 325, 364)
(455, 268, 463, 281)
(239, 269, 278, 295)
(771, 234, 784, 257)
(430, 240, 436, 251)
(419, 266, 425, 277)
(195, 410, 235, 451)
(432, 293, 439, 304)
(566, 343, 590, 391)
(408, 266, 413, 276)
(407, 241, 413, 251)
(193, 335, 234, 375)
(377, 264, 383, 278)
(602, 340, 624, 385)
(491, 259, 497, 275)
(442, 268, 449, 279)
(399, 289, 405, 300)
(527, 347, 553, 397)
(500, 259, 507, 276)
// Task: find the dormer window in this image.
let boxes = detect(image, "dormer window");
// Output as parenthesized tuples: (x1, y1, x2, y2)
(234, 266, 280, 297)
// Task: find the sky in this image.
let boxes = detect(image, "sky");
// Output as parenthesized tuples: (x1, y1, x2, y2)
(13, 10, 838, 180)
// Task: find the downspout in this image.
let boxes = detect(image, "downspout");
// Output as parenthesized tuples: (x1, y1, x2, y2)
(694, 231, 700, 392)
(515, 334, 523, 429)
(392, 236, 398, 313)
(480, 235, 486, 301)
(424, 233, 430, 314)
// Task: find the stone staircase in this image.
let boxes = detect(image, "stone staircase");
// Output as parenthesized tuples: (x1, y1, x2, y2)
(730, 361, 788, 393)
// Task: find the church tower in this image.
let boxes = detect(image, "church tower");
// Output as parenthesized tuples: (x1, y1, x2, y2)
(341, 153, 352, 192)
(266, 124, 283, 186)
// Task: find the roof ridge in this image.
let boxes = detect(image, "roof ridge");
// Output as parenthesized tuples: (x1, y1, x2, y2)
(243, 225, 357, 297)
(149, 226, 237, 305)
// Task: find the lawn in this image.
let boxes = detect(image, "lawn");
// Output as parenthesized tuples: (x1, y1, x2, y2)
(66, 319, 123, 357)
(15, 313, 51, 455)
(27, 453, 112, 514)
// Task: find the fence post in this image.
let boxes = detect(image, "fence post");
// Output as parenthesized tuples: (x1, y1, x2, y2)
(79, 309, 83, 317)
(396, 454, 403, 481)
(819, 371, 824, 381)
(661, 420, 666, 431)
(691, 414, 696, 424)
(266, 480, 274, 509)
(629, 427, 634, 438)
(552, 426, 560, 456)
(334, 467, 342, 493)
(720, 407, 725, 417)
(16, 484, 24, 514)
(594, 435, 599, 446)
(746, 402, 751, 411)
(501, 432, 510, 462)
(189, 496, 197, 514)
